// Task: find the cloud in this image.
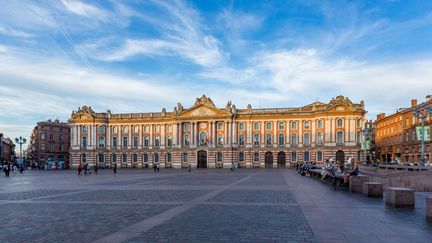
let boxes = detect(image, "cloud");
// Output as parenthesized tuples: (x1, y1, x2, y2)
(0, 26, 35, 38)
(61, 0, 110, 23)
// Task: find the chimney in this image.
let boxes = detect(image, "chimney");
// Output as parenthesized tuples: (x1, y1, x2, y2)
(376, 113, 385, 120)
(411, 99, 417, 107)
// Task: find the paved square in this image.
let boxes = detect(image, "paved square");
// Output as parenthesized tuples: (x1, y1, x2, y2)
(0, 169, 431, 243)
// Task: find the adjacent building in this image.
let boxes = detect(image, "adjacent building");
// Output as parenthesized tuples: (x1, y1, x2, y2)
(28, 119, 70, 168)
(0, 133, 15, 163)
(69, 95, 366, 169)
(375, 96, 432, 163)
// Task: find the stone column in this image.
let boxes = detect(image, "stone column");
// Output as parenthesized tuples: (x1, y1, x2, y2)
(261, 121, 264, 144)
(193, 122, 197, 146)
(331, 118, 336, 142)
(325, 118, 331, 142)
(299, 120, 303, 144)
(247, 121, 251, 145)
(138, 125, 143, 148)
(212, 122, 216, 146)
(345, 118, 350, 142)
(232, 121, 237, 145)
(312, 119, 316, 144)
(149, 124, 153, 147)
(128, 125, 132, 149)
(178, 123, 182, 147)
(107, 125, 110, 149)
(161, 124, 165, 147)
(174, 123, 178, 146)
(273, 121, 277, 145)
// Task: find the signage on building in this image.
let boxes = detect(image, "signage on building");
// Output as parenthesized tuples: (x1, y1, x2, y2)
(416, 126, 431, 142)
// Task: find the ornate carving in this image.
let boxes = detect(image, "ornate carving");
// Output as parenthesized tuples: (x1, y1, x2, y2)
(177, 103, 184, 113)
(190, 107, 217, 116)
(161, 108, 166, 117)
(247, 104, 252, 113)
(194, 95, 216, 108)
(71, 106, 95, 118)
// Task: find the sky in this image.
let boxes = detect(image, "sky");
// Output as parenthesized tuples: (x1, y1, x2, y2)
(1, 0, 432, 148)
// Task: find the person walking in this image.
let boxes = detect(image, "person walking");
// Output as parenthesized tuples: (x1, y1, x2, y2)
(153, 163, 157, 173)
(77, 164, 82, 175)
(231, 162, 234, 172)
(188, 163, 192, 172)
(113, 163, 117, 174)
(4, 163, 10, 177)
(94, 165, 98, 175)
(156, 163, 160, 173)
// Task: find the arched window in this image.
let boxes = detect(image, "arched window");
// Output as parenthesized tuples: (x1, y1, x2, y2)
(291, 121, 297, 129)
(167, 136, 173, 147)
(291, 134, 297, 145)
(217, 122, 223, 131)
(166, 153, 172, 162)
(279, 121, 285, 130)
(304, 151, 310, 162)
(337, 119, 344, 128)
(154, 153, 159, 163)
(134, 126, 139, 133)
(112, 126, 117, 133)
(123, 137, 128, 147)
(154, 136, 160, 147)
(253, 134, 260, 145)
(184, 135, 190, 146)
(144, 136, 149, 148)
(317, 119, 323, 129)
(143, 153, 148, 163)
(253, 122, 259, 130)
(133, 154, 138, 163)
(98, 126, 105, 133)
(304, 121, 310, 129)
(239, 134, 245, 146)
(112, 137, 118, 148)
(98, 137, 105, 148)
(122, 154, 127, 163)
(337, 131, 344, 145)
(123, 126, 128, 133)
(144, 125, 149, 133)
(98, 154, 104, 163)
(291, 152, 297, 161)
(217, 152, 223, 162)
(239, 123, 245, 130)
(278, 134, 285, 146)
(112, 154, 117, 163)
(199, 132, 207, 145)
(266, 122, 272, 130)
(266, 134, 272, 145)
(239, 152, 244, 162)
(317, 132, 323, 144)
(183, 153, 189, 162)
(254, 152, 259, 162)
(304, 133, 310, 145)
(82, 126, 87, 133)
(133, 136, 138, 148)
(217, 134, 223, 146)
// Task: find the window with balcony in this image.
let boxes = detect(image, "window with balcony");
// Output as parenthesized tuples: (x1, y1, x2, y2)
(154, 136, 160, 147)
(123, 137, 128, 148)
(266, 134, 272, 145)
(278, 134, 285, 146)
(253, 122, 259, 130)
(266, 122, 272, 130)
(217, 134, 223, 146)
(253, 134, 260, 145)
(304, 133, 310, 146)
(98, 136, 105, 148)
(144, 136, 149, 148)
(337, 119, 344, 128)
(279, 121, 285, 130)
(304, 121, 310, 129)
(336, 131, 344, 145)
(291, 121, 297, 129)
(112, 137, 117, 148)
(239, 134, 245, 146)
(291, 134, 297, 145)
(239, 122, 245, 130)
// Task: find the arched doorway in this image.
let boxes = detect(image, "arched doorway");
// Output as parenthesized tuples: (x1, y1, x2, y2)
(265, 152, 273, 168)
(336, 150, 345, 163)
(277, 151, 286, 168)
(197, 150, 207, 168)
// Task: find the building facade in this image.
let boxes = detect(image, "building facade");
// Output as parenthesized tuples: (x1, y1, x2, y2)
(28, 120, 71, 168)
(0, 133, 15, 163)
(69, 95, 366, 169)
(375, 97, 432, 163)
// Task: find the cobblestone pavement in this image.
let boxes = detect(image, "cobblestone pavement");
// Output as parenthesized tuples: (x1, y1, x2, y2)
(0, 169, 431, 243)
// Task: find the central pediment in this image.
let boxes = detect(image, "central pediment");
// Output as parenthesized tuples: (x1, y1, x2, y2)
(178, 104, 229, 118)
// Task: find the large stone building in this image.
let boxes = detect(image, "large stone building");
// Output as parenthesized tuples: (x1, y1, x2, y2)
(0, 133, 15, 163)
(28, 119, 70, 168)
(69, 95, 366, 169)
(375, 96, 432, 163)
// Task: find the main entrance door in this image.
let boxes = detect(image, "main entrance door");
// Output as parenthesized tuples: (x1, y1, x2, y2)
(197, 150, 207, 168)
(265, 152, 273, 168)
(277, 152, 286, 168)
(336, 150, 345, 163)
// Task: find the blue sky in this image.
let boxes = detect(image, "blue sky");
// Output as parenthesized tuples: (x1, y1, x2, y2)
(1, 0, 432, 145)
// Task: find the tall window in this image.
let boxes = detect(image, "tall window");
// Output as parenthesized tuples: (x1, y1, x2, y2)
(98, 126, 105, 133)
(133, 154, 138, 163)
(144, 125, 149, 133)
(304, 152, 310, 162)
(317, 132, 323, 144)
(337, 119, 343, 128)
(317, 119, 323, 129)
(154, 153, 159, 163)
(278, 134, 285, 146)
(291, 121, 297, 129)
(266, 134, 272, 145)
(304, 121, 310, 129)
(144, 136, 149, 148)
(155, 125, 160, 133)
(167, 136, 173, 147)
(167, 125, 172, 132)
(122, 154, 127, 163)
(253, 134, 260, 145)
(317, 151, 323, 161)
(123, 137, 128, 147)
(112, 154, 117, 163)
(40, 133, 45, 140)
(154, 136, 160, 147)
(41, 143, 46, 150)
(266, 122, 272, 130)
(239, 134, 245, 146)
(304, 133, 310, 146)
(82, 137, 87, 148)
(49, 134, 54, 141)
(291, 134, 297, 145)
(336, 131, 344, 145)
(113, 126, 117, 133)
(98, 154, 104, 163)
(184, 135, 190, 146)
(184, 123, 190, 132)
(133, 137, 138, 148)
(254, 152, 259, 162)
(239, 123, 245, 130)
(357, 119, 361, 127)
(357, 131, 361, 143)
(134, 126, 138, 133)
(279, 121, 285, 130)
(217, 152, 223, 162)
(166, 153, 172, 163)
(123, 126, 128, 133)
(82, 154, 86, 163)
(253, 122, 259, 130)
(50, 144, 54, 152)
(82, 126, 87, 133)
(239, 152, 244, 162)
(144, 153, 148, 163)
(217, 122, 223, 131)
(183, 153, 189, 162)
(199, 132, 207, 145)
(98, 137, 105, 148)
(217, 134, 223, 146)
(291, 152, 297, 162)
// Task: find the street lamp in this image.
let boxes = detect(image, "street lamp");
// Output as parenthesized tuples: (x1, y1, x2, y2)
(15, 136, 27, 166)
(361, 128, 371, 164)
(413, 103, 432, 166)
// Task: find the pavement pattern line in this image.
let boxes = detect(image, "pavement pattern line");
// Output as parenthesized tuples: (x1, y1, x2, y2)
(93, 172, 258, 243)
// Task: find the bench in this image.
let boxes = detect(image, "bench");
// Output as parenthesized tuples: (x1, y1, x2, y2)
(362, 182, 383, 197)
(426, 197, 432, 222)
(349, 175, 369, 193)
(385, 187, 415, 208)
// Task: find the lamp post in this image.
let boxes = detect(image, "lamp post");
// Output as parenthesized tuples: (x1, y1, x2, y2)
(362, 125, 371, 165)
(15, 136, 27, 166)
(412, 103, 432, 166)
